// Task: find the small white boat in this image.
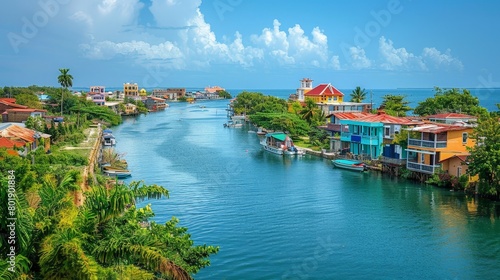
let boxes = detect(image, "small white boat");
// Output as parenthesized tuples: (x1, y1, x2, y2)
(103, 166, 131, 178)
(260, 132, 303, 156)
(331, 159, 366, 172)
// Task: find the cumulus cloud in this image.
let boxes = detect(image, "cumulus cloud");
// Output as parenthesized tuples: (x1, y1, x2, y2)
(422, 47, 464, 70)
(349, 46, 371, 69)
(149, 0, 201, 28)
(378, 36, 463, 71)
(379, 37, 426, 70)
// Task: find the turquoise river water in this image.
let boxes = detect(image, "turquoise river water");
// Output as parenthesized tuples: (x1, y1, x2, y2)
(114, 100, 500, 280)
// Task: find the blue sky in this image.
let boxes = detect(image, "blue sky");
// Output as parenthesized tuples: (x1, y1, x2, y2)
(1, 0, 500, 90)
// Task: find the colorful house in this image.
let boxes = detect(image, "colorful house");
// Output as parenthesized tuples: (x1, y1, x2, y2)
(304, 83, 344, 104)
(340, 111, 418, 160)
(124, 83, 140, 100)
(91, 94, 106, 106)
(406, 123, 474, 176)
(143, 96, 167, 112)
(323, 112, 372, 152)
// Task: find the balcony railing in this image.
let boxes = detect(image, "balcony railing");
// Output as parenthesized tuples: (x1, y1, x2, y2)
(408, 139, 447, 149)
(341, 132, 351, 139)
(407, 162, 440, 174)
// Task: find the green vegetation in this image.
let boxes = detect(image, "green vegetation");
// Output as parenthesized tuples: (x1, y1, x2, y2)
(350, 86, 367, 103)
(58, 68, 73, 116)
(217, 90, 232, 99)
(233, 92, 329, 149)
(413, 87, 488, 117)
(380, 94, 412, 116)
(467, 115, 500, 197)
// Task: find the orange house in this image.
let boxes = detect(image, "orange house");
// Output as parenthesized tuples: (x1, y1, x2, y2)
(439, 154, 478, 182)
(406, 124, 474, 175)
(304, 83, 344, 103)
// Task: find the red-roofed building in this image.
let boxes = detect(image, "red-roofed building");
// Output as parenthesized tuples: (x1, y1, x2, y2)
(322, 112, 374, 152)
(143, 96, 168, 112)
(438, 154, 477, 181)
(426, 113, 477, 124)
(0, 123, 51, 153)
(0, 98, 28, 115)
(304, 83, 344, 103)
(2, 108, 47, 123)
(0, 137, 24, 156)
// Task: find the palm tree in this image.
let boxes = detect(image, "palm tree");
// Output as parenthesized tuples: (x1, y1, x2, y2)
(299, 98, 319, 125)
(57, 68, 73, 115)
(350, 86, 367, 103)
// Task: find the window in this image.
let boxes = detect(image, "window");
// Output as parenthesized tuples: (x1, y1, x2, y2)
(384, 127, 390, 137)
(462, 132, 468, 144)
(421, 153, 425, 163)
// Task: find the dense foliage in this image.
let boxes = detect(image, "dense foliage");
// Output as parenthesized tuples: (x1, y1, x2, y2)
(380, 94, 412, 116)
(0, 149, 218, 279)
(467, 116, 500, 197)
(413, 87, 488, 117)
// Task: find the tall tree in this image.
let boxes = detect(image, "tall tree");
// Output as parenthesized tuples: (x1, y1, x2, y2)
(57, 68, 73, 115)
(467, 116, 500, 197)
(380, 94, 412, 116)
(350, 86, 367, 103)
(414, 87, 488, 117)
(299, 98, 321, 125)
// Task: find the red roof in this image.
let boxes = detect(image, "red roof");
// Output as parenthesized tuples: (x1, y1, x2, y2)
(0, 98, 16, 103)
(0, 137, 24, 148)
(305, 83, 344, 97)
(6, 108, 47, 113)
(0, 100, 28, 109)
(409, 123, 473, 134)
(330, 112, 373, 120)
(427, 113, 477, 119)
(356, 112, 418, 125)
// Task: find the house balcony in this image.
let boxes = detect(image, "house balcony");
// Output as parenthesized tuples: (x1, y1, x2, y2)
(380, 156, 407, 166)
(407, 162, 440, 174)
(408, 138, 447, 149)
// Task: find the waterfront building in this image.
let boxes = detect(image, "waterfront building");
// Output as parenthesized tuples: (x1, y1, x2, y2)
(296, 78, 313, 102)
(143, 96, 168, 112)
(152, 88, 186, 100)
(405, 123, 475, 180)
(122, 103, 138, 115)
(322, 112, 372, 152)
(204, 85, 225, 94)
(340, 111, 418, 160)
(124, 83, 140, 100)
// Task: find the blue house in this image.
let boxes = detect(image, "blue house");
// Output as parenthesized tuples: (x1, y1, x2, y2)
(340, 112, 419, 160)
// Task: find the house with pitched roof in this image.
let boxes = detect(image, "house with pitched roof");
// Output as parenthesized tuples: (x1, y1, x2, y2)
(2, 108, 47, 123)
(405, 123, 475, 178)
(0, 123, 51, 154)
(304, 83, 344, 104)
(339, 111, 420, 160)
(0, 137, 24, 156)
(143, 96, 168, 112)
(323, 112, 373, 152)
(0, 98, 28, 114)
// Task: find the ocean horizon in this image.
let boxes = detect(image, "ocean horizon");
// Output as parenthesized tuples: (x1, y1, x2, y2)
(72, 86, 500, 112)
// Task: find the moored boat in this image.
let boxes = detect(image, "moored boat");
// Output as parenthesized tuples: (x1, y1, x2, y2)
(331, 159, 366, 172)
(260, 132, 304, 156)
(102, 166, 131, 178)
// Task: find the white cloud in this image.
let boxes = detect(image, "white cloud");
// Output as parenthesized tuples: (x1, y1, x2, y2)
(422, 47, 464, 70)
(149, 0, 201, 27)
(379, 37, 426, 70)
(349, 46, 371, 69)
(330, 56, 341, 70)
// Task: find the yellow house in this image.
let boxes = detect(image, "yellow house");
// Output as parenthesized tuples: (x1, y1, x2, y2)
(140, 88, 147, 97)
(123, 83, 139, 99)
(439, 155, 478, 182)
(406, 123, 474, 176)
(304, 83, 344, 103)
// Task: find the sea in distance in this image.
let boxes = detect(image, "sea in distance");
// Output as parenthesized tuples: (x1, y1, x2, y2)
(81, 87, 500, 112)
(111, 95, 500, 279)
